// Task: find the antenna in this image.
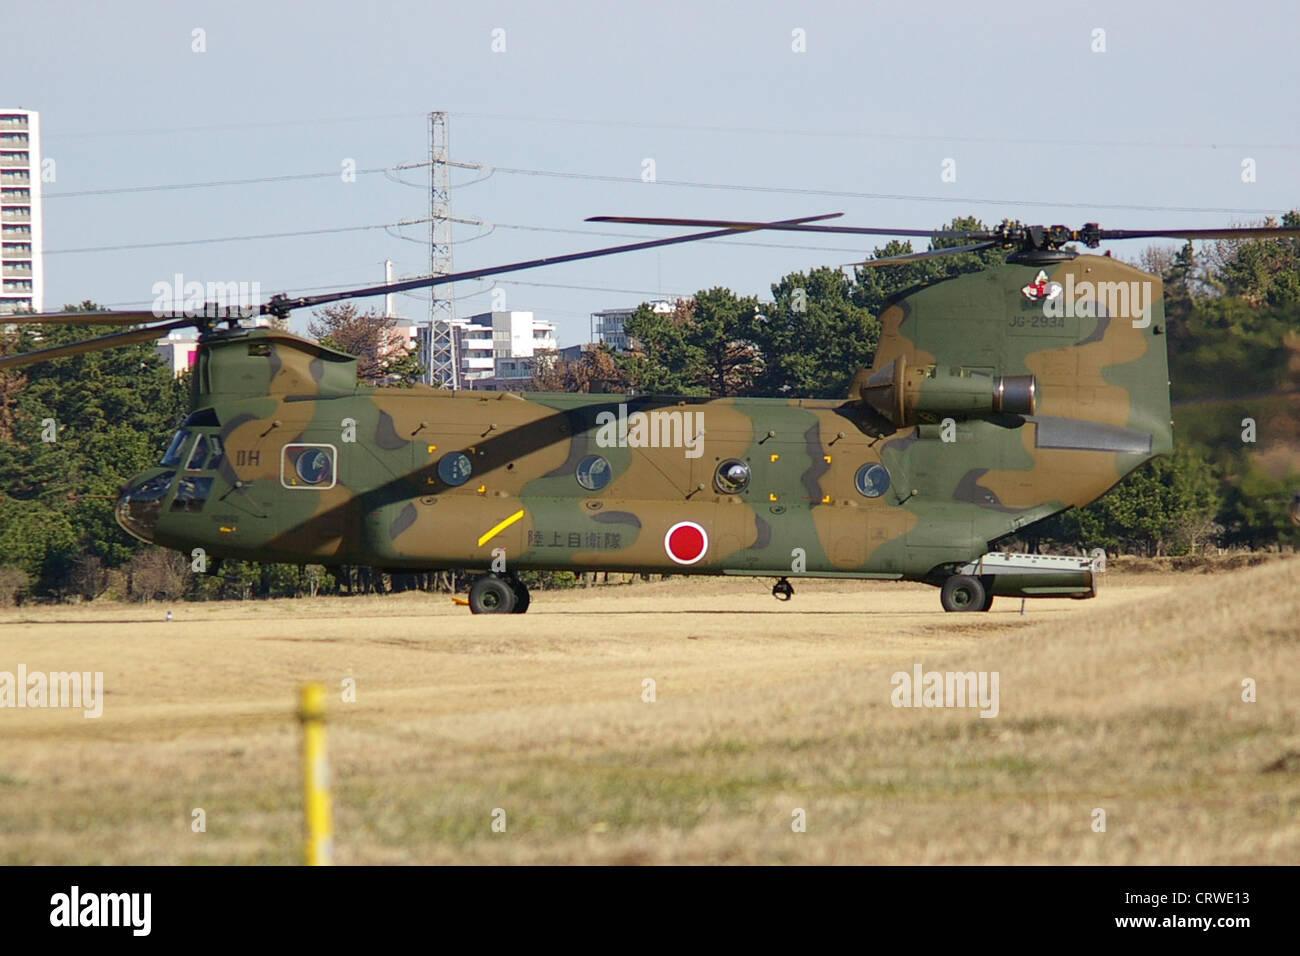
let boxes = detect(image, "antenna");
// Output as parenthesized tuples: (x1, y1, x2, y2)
(384, 259, 394, 317)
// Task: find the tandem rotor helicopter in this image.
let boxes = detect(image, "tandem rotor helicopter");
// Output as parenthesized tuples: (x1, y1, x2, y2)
(4, 215, 1298, 613)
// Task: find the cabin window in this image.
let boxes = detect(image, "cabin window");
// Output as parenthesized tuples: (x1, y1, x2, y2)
(855, 463, 891, 498)
(575, 455, 612, 491)
(714, 459, 751, 495)
(437, 452, 473, 487)
(281, 443, 337, 489)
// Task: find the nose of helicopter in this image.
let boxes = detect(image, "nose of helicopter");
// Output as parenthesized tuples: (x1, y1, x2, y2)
(115, 470, 176, 543)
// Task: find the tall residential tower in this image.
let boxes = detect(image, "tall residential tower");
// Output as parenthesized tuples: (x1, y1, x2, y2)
(0, 109, 43, 315)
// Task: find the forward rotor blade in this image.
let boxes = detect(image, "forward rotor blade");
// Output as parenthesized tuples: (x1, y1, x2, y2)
(0, 318, 195, 371)
(1098, 226, 1300, 242)
(586, 215, 987, 240)
(847, 241, 1001, 268)
(262, 213, 845, 316)
(3, 310, 177, 327)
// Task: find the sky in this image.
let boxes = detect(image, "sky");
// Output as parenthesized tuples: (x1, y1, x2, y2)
(4, 0, 1299, 345)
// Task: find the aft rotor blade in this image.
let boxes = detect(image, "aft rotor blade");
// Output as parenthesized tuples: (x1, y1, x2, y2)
(848, 241, 1001, 268)
(262, 213, 845, 316)
(0, 318, 195, 371)
(1098, 226, 1300, 242)
(587, 215, 987, 240)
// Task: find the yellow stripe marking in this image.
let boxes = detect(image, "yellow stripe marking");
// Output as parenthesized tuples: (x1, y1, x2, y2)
(477, 509, 525, 547)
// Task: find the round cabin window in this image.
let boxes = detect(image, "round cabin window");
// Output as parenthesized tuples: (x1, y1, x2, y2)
(714, 459, 751, 495)
(295, 448, 333, 485)
(855, 462, 891, 498)
(575, 455, 612, 491)
(438, 452, 473, 487)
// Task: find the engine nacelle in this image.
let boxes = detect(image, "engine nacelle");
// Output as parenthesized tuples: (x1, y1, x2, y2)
(856, 355, 1037, 427)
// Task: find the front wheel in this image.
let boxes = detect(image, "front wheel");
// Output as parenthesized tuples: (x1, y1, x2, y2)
(469, 574, 517, 614)
(940, 574, 986, 613)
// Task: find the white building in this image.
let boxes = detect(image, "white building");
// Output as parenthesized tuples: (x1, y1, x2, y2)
(458, 310, 557, 386)
(592, 299, 676, 352)
(0, 109, 43, 315)
(156, 329, 200, 377)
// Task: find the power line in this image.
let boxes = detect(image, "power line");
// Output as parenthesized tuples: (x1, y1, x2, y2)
(39, 107, 1300, 152)
(45, 222, 394, 255)
(483, 165, 1287, 216)
(396, 219, 883, 255)
(466, 277, 690, 298)
(46, 216, 868, 257)
(44, 167, 393, 198)
(43, 156, 1288, 217)
(445, 110, 1300, 153)
(43, 111, 428, 140)
(49, 203, 1289, 259)
(101, 274, 687, 310)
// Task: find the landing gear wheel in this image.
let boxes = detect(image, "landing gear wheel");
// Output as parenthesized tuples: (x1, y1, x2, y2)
(468, 574, 517, 614)
(503, 572, 530, 613)
(772, 577, 794, 601)
(940, 574, 986, 613)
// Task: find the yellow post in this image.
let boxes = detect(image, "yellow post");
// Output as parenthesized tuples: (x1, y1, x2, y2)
(298, 683, 334, 866)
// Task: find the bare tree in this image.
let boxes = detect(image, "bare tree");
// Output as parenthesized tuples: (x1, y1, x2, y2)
(0, 567, 30, 607)
(307, 304, 423, 386)
(531, 345, 626, 393)
(127, 548, 187, 602)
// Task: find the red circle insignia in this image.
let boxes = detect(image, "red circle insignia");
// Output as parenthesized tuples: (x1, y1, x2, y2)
(664, 521, 709, 565)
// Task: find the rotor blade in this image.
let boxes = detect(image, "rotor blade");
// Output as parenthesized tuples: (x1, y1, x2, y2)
(586, 215, 988, 241)
(2, 310, 179, 327)
(847, 241, 1001, 268)
(1098, 226, 1300, 242)
(261, 213, 845, 316)
(0, 318, 195, 371)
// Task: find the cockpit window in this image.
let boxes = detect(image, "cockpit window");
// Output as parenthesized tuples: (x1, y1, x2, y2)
(161, 430, 189, 467)
(129, 471, 176, 502)
(186, 435, 210, 470)
(185, 434, 223, 470)
(171, 476, 214, 513)
(117, 471, 176, 541)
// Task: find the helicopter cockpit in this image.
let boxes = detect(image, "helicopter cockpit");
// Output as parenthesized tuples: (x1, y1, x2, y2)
(117, 425, 226, 541)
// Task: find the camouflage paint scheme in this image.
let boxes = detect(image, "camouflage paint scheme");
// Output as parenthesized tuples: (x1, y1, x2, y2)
(121, 253, 1172, 595)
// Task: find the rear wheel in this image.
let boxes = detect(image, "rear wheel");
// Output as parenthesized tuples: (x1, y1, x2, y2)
(504, 573, 531, 613)
(469, 574, 517, 614)
(940, 574, 986, 613)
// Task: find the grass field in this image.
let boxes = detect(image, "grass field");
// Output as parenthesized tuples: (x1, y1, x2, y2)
(0, 558, 1296, 865)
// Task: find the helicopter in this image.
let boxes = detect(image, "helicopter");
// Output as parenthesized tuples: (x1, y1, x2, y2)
(4, 215, 1297, 613)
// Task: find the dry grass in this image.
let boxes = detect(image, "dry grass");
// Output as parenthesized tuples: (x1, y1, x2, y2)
(0, 562, 1295, 865)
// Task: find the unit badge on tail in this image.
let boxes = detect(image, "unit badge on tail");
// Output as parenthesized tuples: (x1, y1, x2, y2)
(1021, 270, 1064, 302)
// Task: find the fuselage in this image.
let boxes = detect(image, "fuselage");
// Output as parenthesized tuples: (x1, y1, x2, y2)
(117, 253, 1173, 587)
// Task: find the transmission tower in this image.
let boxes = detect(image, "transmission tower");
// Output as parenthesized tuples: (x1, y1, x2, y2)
(425, 111, 458, 387)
